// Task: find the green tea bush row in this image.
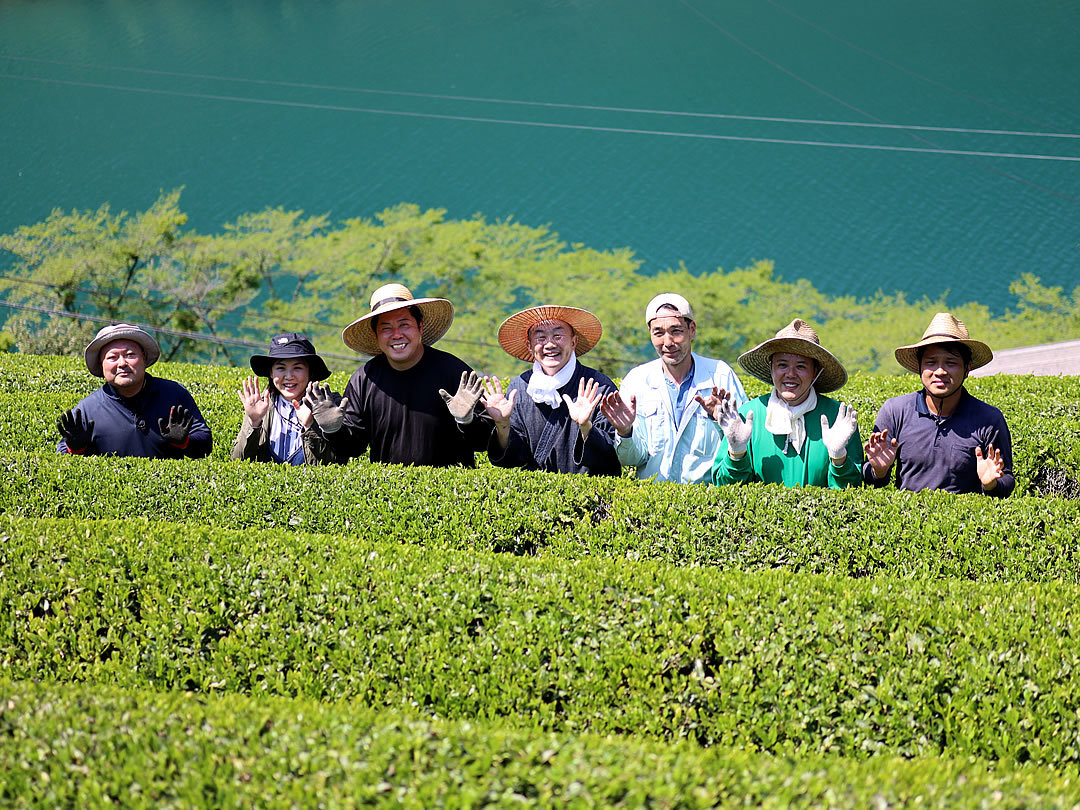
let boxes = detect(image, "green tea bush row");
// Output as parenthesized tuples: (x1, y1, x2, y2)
(5, 354, 1079, 492)
(4, 517, 1080, 765)
(3, 455, 1079, 583)
(3, 678, 1077, 809)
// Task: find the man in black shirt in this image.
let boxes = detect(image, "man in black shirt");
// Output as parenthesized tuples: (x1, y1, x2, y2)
(307, 283, 490, 467)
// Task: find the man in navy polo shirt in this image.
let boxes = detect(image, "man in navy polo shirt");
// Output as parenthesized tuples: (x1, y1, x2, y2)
(57, 323, 212, 459)
(863, 313, 1013, 497)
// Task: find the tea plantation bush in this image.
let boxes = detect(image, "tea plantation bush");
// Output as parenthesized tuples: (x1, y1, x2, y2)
(2, 352, 1080, 805)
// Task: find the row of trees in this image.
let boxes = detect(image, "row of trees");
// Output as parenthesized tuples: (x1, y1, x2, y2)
(2, 189, 1077, 377)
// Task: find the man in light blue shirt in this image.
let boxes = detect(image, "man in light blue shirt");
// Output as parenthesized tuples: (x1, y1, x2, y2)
(600, 293, 747, 484)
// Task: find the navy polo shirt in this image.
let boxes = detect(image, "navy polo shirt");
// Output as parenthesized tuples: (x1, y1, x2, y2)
(862, 389, 1014, 497)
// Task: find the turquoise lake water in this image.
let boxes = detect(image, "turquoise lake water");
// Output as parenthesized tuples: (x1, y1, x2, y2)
(1, 0, 1077, 309)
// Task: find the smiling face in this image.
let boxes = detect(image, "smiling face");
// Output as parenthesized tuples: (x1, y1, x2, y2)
(649, 312, 696, 379)
(100, 339, 147, 397)
(770, 352, 818, 405)
(375, 309, 425, 371)
(920, 345, 968, 399)
(529, 319, 577, 376)
(270, 358, 310, 402)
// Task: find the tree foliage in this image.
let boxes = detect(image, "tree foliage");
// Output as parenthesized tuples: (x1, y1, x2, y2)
(2, 190, 1076, 377)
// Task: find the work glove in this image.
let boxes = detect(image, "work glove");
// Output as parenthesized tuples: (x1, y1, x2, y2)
(821, 403, 858, 461)
(717, 398, 753, 456)
(57, 408, 94, 452)
(439, 371, 484, 423)
(158, 405, 194, 445)
(303, 382, 347, 434)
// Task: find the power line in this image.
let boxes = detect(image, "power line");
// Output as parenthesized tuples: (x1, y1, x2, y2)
(2, 53, 1076, 140)
(2, 72, 1078, 163)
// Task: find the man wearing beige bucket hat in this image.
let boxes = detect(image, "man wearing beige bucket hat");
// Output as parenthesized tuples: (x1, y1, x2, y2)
(862, 312, 1013, 497)
(480, 305, 620, 476)
(56, 323, 212, 458)
(307, 283, 491, 467)
(708, 318, 863, 489)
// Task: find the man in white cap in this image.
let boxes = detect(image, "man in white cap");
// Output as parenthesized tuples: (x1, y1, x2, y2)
(305, 283, 490, 467)
(480, 305, 620, 476)
(56, 323, 212, 458)
(598, 293, 747, 484)
(863, 312, 1013, 496)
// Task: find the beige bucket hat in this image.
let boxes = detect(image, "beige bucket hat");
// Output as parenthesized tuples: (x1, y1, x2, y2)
(737, 318, 847, 393)
(341, 283, 455, 355)
(894, 312, 993, 373)
(84, 323, 161, 377)
(497, 305, 603, 362)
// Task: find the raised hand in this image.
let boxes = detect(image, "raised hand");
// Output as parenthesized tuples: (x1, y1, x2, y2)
(715, 394, 752, 456)
(820, 403, 858, 463)
(302, 382, 346, 434)
(562, 377, 604, 432)
(292, 396, 314, 429)
(481, 376, 517, 427)
(975, 443, 1005, 490)
(237, 375, 271, 427)
(865, 429, 899, 480)
(600, 391, 636, 438)
(57, 407, 94, 452)
(693, 386, 728, 422)
(158, 405, 194, 445)
(439, 370, 484, 422)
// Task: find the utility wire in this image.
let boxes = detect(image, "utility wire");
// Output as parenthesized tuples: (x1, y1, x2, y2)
(676, 0, 1080, 204)
(2, 53, 1076, 140)
(2, 73, 1078, 163)
(761, 0, 1067, 134)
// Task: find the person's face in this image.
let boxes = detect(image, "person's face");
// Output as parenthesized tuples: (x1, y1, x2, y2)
(920, 346, 967, 398)
(375, 310, 424, 370)
(101, 339, 147, 395)
(770, 352, 817, 405)
(529, 319, 577, 376)
(649, 314, 695, 371)
(270, 359, 310, 402)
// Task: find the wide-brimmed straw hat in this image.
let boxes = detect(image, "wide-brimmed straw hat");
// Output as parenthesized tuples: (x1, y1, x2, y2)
(84, 323, 161, 377)
(497, 305, 603, 362)
(341, 283, 454, 355)
(893, 312, 993, 373)
(738, 318, 847, 393)
(250, 333, 331, 381)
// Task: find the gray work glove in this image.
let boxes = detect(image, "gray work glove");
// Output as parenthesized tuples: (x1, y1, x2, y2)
(58, 407, 94, 452)
(439, 371, 484, 423)
(302, 382, 346, 434)
(820, 403, 858, 461)
(717, 398, 753, 456)
(158, 405, 194, 445)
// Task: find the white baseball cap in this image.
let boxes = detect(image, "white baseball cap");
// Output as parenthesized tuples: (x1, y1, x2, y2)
(645, 293, 693, 325)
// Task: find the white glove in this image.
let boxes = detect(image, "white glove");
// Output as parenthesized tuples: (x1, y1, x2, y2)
(821, 403, 858, 461)
(717, 398, 753, 456)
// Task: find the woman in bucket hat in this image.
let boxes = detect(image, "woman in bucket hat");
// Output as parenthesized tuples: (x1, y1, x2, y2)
(231, 333, 339, 465)
(481, 305, 620, 476)
(709, 318, 863, 489)
(862, 312, 1013, 496)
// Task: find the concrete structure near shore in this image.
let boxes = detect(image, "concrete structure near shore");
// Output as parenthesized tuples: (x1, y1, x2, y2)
(970, 339, 1080, 377)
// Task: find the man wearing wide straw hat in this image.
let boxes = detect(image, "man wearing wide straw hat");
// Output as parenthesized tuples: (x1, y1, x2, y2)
(56, 323, 212, 458)
(599, 292, 747, 484)
(306, 283, 491, 467)
(480, 305, 620, 476)
(863, 312, 1013, 497)
(708, 318, 863, 489)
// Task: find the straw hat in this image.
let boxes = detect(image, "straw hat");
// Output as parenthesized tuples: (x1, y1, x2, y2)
(894, 312, 993, 373)
(737, 318, 847, 393)
(84, 323, 161, 377)
(341, 283, 454, 355)
(497, 305, 603, 362)
(249, 333, 331, 381)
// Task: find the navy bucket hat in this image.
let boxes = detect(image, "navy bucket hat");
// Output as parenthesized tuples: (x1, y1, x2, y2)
(249, 333, 331, 381)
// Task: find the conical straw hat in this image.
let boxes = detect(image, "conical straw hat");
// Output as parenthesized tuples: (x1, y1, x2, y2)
(737, 318, 847, 393)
